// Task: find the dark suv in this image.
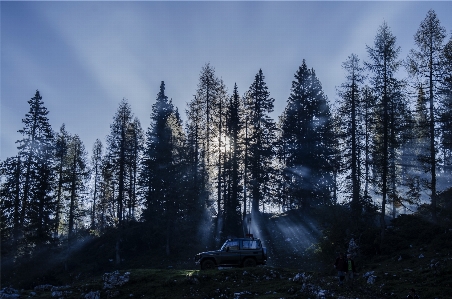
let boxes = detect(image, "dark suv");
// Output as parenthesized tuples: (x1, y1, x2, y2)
(195, 237, 267, 270)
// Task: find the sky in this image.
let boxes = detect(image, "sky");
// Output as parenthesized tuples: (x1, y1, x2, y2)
(2, 1, 452, 161)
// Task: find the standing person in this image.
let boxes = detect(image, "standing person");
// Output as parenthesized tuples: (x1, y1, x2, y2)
(345, 253, 357, 283)
(334, 252, 347, 286)
(407, 288, 420, 299)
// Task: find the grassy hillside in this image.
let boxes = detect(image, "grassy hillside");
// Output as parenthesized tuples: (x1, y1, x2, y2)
(2, 212, 452, 298)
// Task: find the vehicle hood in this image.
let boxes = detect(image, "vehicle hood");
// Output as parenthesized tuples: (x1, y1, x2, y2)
(197, 250, 222, 256)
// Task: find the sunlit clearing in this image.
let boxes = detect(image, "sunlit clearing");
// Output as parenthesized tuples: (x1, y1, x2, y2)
(273, 214, 319, 249)
(247, 211, 320, 268)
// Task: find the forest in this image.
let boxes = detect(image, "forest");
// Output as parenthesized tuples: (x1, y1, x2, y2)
(1, 10, 452, 282)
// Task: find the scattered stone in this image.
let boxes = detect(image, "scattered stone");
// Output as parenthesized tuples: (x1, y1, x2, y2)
(363, 271, 376, 284)
(103, 271, 130, 289)
(84, 291, 100, 299)
(0, 287, 20, 299)
(33, 284, 53, 291)
(51, 286, 70, 292)
(51, 290, 63, 297)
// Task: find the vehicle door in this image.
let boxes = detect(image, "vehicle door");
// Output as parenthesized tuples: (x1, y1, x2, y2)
(218, 240, 241, 266)
(240, 239, 261, 259)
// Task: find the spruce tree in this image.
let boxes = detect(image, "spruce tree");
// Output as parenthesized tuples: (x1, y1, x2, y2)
(140, 81, 185, 255)
(245, 69, 276, 214)
(223, 83, 243, 237)
(279, 61, 334, 210)
(16, 90, 55, 247)
(0, 156, 22, 250)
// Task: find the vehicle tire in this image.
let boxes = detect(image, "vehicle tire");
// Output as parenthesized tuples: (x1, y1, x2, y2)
(201, 259, 216, 270)
(242, 258, 256, 268)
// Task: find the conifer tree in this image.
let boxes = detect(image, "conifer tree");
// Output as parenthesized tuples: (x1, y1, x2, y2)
(406, 9, 447, 222)
(107, 99, 138, 264)
(65, 135, 89, 245)
(126, 117, 143, 221)
(0, 156, 22, 250)
(185, 64, 222, 235)
(106, 99, 135, 226)
(90, 139, 103, 230)
(54, 124, 70, 237)
(140, 81, 185, 255)
(245, 69, 277, 214)
(16, 90, 55, 247)
(279, 61, 334, 210)
(337, 54, 366, 216)
(222, 83, 243, 237)
(400, 86, 429, 208)
(366, 22, 405, 236)
(440, 37, 452, 185)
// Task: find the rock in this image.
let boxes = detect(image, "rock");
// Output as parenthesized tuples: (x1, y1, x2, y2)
(0, 287, 20, 299)
(103, 271, 130, 289)
(33, 284, 53, 291)
(363, 271, 377, 284)
(84, 291, 100, 299)
(51, 291, 63, 297)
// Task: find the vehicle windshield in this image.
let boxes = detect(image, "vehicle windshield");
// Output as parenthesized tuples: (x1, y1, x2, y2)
(220, 241, 229, 251)
(220, 240, 239, 251)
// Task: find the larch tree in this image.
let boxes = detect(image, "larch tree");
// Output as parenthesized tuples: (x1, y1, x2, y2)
(54, 124, 70, 238)
(366, 22, 405, 238)
(185, 64, 221, 221)
(126, 117, 143, 221)
(440, 36, 452, 186)
(337, 54, 366, 216)
(90, 139, 103, 231)
(106, 99, 136, 264)
(406, 9, 447, 222)
(65, 135, 89, 246)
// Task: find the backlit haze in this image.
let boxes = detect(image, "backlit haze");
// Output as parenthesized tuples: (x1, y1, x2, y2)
(2, 1, 452, 160)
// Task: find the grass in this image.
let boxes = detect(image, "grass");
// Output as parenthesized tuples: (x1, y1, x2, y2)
(2, 213, 452, 298)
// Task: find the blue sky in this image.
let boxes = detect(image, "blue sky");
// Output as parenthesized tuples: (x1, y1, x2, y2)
(2, 1, 452, 160)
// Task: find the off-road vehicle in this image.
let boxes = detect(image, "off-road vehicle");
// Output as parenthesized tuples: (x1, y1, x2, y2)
(195, 237, 267, 270)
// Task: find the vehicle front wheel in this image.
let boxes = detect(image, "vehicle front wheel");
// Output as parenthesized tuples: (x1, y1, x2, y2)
(201, 259, 216, 270)
(242, 258, 256, 268)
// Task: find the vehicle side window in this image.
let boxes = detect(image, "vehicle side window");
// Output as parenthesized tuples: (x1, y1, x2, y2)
(227, 240, 239, 250)
(242, 240, 259, 249)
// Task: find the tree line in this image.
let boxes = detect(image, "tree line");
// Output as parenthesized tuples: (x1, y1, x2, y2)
(1, 10, 451, 260)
